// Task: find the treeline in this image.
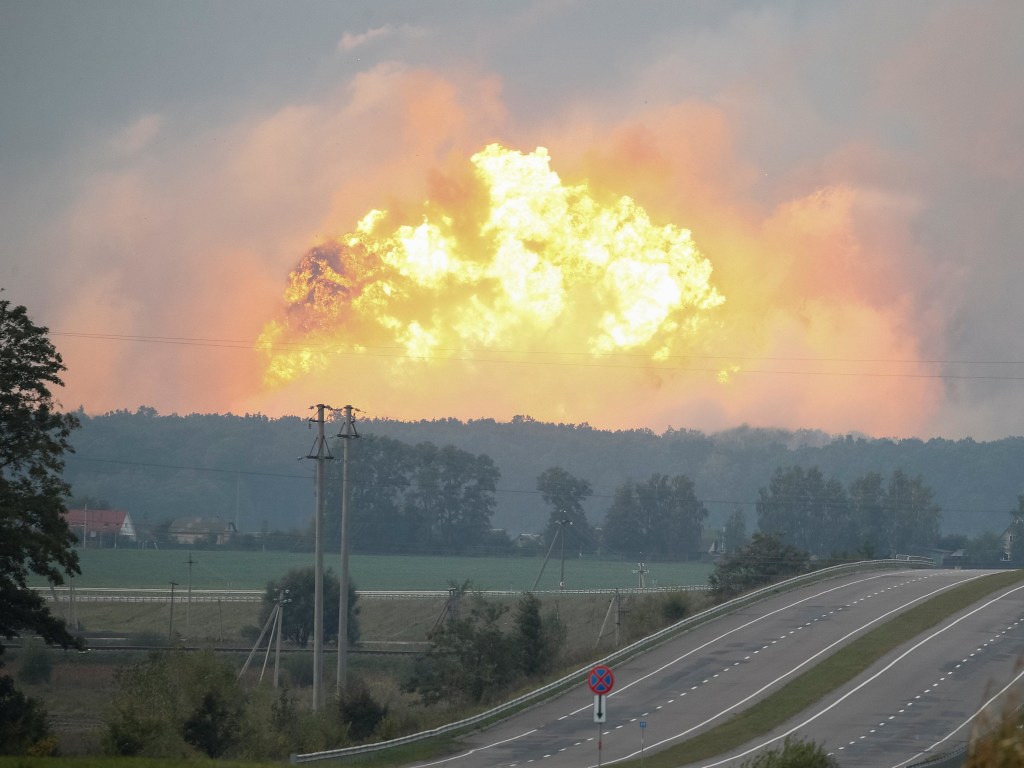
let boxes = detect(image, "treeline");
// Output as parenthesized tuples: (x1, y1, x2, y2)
(756, 466, 940, 558)
(63, 409, 1024, 547)
(328, 439, 708, 559)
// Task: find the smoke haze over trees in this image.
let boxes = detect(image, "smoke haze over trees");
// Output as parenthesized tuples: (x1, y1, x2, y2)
(61, 411, 1024, 556)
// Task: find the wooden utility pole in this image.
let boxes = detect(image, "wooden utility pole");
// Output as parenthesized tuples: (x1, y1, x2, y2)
(336, 404, 359, 695)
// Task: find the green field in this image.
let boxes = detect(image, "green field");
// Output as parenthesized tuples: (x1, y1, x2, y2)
(42, 549, 714, 591)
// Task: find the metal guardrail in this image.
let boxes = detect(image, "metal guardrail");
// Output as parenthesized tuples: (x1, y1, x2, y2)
(290, 558, 931, 764)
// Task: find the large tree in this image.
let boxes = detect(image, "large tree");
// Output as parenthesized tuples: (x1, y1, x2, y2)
(405, 442, 499, 553)
(602, 474, 708, 559)
(537, 466, 596, 553)
(756, 466, 853, 557)
(0, 299, 81, 660)
(886, 470, 941, 555)
(260, 567, 359, 647)
(325, 434, 414, 553)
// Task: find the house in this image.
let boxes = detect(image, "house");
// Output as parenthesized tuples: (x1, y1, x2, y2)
(63, 509, 136, 547)
(514, 533, 543, 550)
(169, 517, 237, 546)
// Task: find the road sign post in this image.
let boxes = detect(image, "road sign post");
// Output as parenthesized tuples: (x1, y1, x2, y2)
(587, 665, 614, 768)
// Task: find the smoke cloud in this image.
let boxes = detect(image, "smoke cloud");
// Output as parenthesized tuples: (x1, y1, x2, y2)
(3, 2, 1021, 438)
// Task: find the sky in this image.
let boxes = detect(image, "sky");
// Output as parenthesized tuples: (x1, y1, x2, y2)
(2, 1, 1022, 440)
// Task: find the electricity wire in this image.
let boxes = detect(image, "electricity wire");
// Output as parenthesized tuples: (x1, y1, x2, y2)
(48, 331, 1024, 381)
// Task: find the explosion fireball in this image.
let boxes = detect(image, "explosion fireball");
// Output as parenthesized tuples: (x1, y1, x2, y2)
(260, 144, 725, 397)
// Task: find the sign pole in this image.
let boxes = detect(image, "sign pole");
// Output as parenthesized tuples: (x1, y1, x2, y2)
(587, 665, 615, 768)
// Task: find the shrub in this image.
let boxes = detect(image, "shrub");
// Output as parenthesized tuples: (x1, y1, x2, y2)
(338, 684, 388, 742)
(965, 691, 1024, 766)
(104, 650, 242, 758)
(660, 592, 690, 623)
(182, 690, 240, 757)
(0, 674, 52, 755)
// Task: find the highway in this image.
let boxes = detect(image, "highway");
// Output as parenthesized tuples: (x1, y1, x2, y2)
(407, 569, 1024, 768)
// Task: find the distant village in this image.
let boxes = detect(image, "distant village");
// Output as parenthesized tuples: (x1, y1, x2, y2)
(60, 507, 1022, 570)
(62, 508, 237, 549)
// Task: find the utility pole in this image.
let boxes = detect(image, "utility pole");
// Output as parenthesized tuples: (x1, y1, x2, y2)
(559, 517, 572, 590)
(186, 552, 194, 633)
(275, 589, 288, 689)
(306, 404, 333, 711)
(168, 581, 178, 641)
(336, 404, 359, 696)
(532, 516, 571, 592)
(634, 559, 649, 589)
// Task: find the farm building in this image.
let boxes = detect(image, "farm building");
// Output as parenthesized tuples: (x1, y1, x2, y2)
(169, 517, 237, 546)
(63, 508, 137, 547)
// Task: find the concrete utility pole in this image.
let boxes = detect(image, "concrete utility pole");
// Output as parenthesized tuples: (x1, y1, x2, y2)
(186, 552, 194, 633)
(559, 518, 572, 590)
(634, 560, 649, 588)
(336, 404, 359, 695)
(306, 404, 333, 711)
(274, 589, 288, 689)
(168, 581, 178, 641)
(532, 516, 571, 592)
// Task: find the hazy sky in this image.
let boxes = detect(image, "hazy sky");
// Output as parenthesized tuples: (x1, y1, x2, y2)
(2, 1, 1022, 439)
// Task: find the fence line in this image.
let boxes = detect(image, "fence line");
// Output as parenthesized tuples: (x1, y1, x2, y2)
(38, 585, 711, 604)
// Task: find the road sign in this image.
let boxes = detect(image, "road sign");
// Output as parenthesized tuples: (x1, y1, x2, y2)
(593, 694, 607, 723)
(588, 664, 615, 695)
(639, 721, 646, 729)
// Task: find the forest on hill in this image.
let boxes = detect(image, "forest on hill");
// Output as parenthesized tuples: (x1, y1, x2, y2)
(63, 409, 1024, 552)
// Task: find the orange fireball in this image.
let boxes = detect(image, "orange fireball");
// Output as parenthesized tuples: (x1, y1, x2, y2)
(260, 143, 725, 389)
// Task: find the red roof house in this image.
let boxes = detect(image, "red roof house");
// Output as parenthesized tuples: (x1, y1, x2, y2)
(63, 509, 137, 546)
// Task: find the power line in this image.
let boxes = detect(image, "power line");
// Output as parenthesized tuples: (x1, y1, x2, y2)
(48, 331, 1024, 381)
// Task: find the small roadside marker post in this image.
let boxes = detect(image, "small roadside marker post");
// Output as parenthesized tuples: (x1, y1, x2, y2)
(640, 720, 647, 767)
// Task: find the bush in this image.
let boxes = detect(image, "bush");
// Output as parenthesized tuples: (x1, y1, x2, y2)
(0, 674, 52, 755)
(623, 592, 694, 642)
(182, 690, 240, 757)
(965, 691, 1024, 766)
(660, 592, 690, 623)
(337, 684, 388, 742)
(104, 650, 243, 758)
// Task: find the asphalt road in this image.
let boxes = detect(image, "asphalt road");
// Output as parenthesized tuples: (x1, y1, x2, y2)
(407, 569, 1023, 768)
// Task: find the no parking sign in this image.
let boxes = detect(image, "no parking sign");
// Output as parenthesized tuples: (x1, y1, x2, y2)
(588, 664, 615, 695)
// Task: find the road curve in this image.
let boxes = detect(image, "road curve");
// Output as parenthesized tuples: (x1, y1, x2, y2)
(408, 569, 1020, 768)
(703, 572, 1024, 768)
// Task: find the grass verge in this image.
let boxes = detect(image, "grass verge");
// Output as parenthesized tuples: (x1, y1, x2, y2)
(627, 569, 1024, 768)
